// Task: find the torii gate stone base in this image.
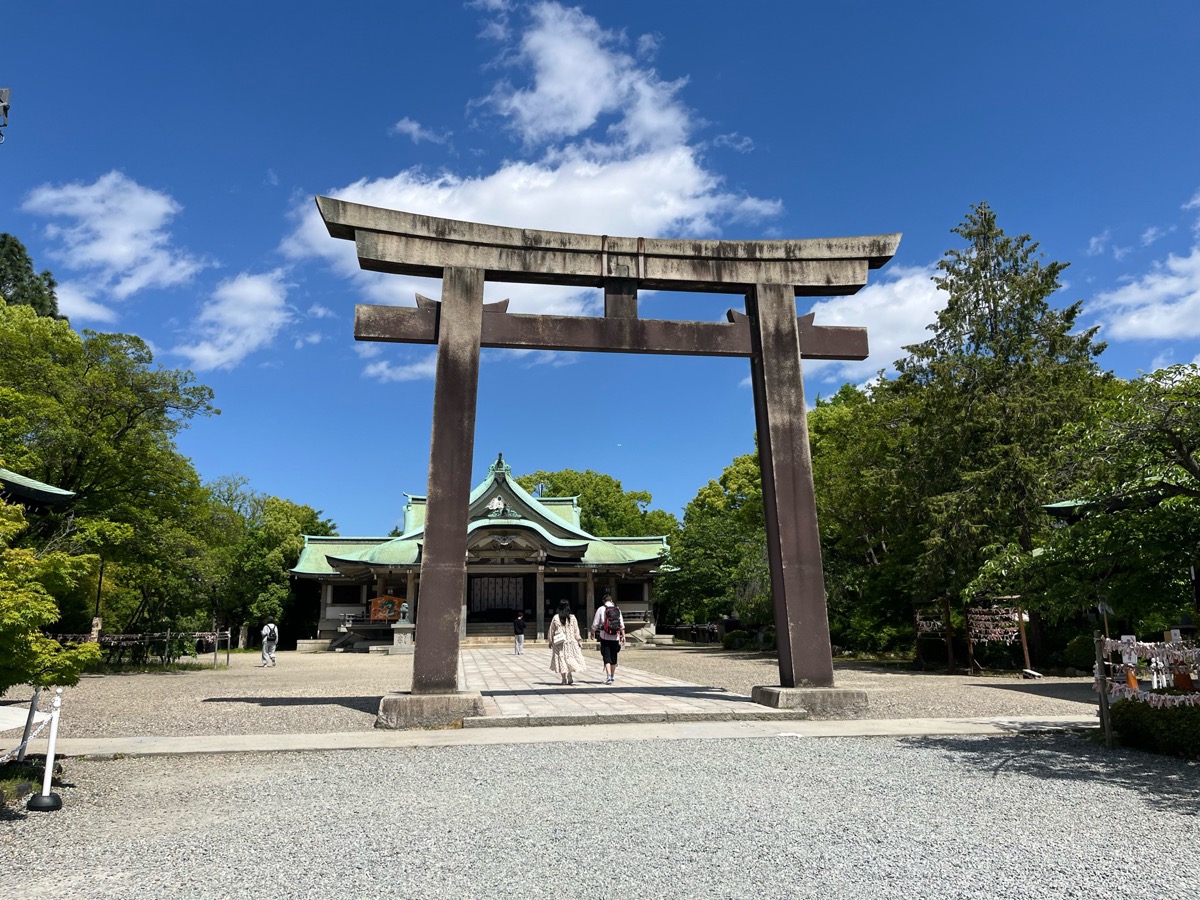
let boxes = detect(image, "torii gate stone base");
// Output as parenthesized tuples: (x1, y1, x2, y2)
(317, 198, 898, 726)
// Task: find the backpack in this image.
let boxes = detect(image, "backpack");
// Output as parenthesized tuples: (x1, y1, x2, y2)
(602, 606, 621, 635)
(265, 625, 277, 643)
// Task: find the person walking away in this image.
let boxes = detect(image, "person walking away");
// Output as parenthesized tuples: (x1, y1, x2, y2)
(513, 613, 526, 655)
(261, 620, 279, 667)
(591, 594, 625, 684)
(547, 601, 586, 684)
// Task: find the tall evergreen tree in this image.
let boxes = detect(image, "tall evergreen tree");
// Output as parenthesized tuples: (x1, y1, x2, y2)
(894, 202, 1108, 601)
(0, 234, 60, 318)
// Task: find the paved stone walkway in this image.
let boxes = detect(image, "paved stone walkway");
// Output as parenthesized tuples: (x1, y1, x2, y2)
(462, 647, 850, 726)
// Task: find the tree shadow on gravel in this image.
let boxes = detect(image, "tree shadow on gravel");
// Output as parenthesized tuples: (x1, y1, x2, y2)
(974, 680, 1096, 704)
(904, 733, 1200, 816)
(201, 696, 380, 714)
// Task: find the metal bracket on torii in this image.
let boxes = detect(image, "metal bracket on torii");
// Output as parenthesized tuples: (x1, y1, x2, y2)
(317, 196, 900, 694)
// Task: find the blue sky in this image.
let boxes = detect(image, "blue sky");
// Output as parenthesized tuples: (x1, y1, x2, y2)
(4, 1, 1200, 534)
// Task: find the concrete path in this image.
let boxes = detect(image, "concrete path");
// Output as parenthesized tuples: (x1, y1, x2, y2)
(20, 648, 1097, 758)
(27, 715, 1097, 758)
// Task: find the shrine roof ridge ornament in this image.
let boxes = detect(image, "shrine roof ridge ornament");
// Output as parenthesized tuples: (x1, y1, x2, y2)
(316, 197, 900, 296)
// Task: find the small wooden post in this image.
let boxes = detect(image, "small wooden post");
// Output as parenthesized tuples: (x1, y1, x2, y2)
(966, 608, 977, 674)
(1016, 603, 1032, 671)
(1094, 630, 1114, 750)
(942, 595, 956, 673)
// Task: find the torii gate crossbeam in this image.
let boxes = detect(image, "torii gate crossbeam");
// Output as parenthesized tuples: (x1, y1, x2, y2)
(317, 197, 900, 695)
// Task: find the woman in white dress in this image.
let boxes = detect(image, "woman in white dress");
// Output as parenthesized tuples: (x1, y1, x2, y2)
(547, 600, 586, 685)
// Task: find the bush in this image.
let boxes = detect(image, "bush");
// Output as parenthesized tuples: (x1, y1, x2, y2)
(1062, 634, 1098, 671)
(722, 630, 752, 650)
(1109, 696, 1200, 758)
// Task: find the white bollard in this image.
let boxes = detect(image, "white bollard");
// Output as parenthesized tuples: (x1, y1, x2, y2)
(27, 688, 63, 812)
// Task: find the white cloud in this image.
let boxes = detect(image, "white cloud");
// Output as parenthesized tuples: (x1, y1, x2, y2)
(54, 281, 118, 324)
(281, 2, 779, 333)
(1142, 225, 1169, 246)
(714, 133, 754, 153)
(1184, 189, 1200, 211)
(294, 332, 323, 350)
(355, 343, 383, 359)
(172, 270, 292, 370)
(22, 170, 206, 302)
(363, 353, 438, 382)
(391, 117, 450, 144)
(1093, 245, 1200, 340)
(1087, 230, 1110, 257)
(307, 303, 335, 319)
(800, 265, 946, 386)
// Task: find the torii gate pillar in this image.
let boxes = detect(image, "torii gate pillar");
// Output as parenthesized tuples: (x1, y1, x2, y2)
(317, 197, 899, 706)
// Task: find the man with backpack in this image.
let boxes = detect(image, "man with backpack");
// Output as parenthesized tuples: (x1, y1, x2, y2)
(261, 619, 279, 668)
(590, 593, 625, 684)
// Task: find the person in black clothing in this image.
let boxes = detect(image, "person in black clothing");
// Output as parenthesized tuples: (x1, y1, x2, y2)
(513, 613, 526, 655)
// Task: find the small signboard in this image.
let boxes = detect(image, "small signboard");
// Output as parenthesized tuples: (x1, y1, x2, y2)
(370, 595, 404, 621)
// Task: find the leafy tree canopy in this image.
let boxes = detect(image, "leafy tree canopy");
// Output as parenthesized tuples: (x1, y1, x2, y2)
(0, 233, 59, 318)
(514, 468, 678, 538)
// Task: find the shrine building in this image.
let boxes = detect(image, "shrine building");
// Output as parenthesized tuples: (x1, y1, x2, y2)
(292, 454, 668, 643)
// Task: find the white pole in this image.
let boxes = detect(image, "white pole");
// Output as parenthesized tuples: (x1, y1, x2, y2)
(27, 688, 63, 812)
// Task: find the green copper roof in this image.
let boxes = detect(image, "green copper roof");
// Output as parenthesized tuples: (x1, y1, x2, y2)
(293, 454, 668, 578)
(0, 467, 75, 507)
(293, 537, 391, 576)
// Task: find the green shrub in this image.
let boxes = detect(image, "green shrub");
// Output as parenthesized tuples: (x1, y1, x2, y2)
(722, 630, 752, 650)
(1062, 634, 1098, 671)
(1109, 696, 1200, 758)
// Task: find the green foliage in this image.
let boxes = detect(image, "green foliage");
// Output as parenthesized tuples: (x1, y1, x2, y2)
(0, 234, 59, 318)
(722, 629, 752, 650)
(1014, 365, 1200, 628)
(895, 202, 1107, 595)
(215, 492, 336, 629)
(1110, 697, 1200, 758)
(514, 468, 678, 538)
(654, 452, 763, 626)
(1061, 634, 1097, 671)
(0, 502, 100, 693)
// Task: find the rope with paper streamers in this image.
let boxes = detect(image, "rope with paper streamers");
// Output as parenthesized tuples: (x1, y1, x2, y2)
(1095, 680, 1200, 708)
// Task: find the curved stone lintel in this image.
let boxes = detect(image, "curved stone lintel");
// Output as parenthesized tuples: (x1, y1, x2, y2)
(317, 196, 900, 293)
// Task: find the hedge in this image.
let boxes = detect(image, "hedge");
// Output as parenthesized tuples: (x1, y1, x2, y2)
(1109, 696, 1200, 758)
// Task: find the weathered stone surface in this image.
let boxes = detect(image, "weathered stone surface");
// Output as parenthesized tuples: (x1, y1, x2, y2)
(410, 266, 484, 695)
(375, 691, 485, 729)
(323, 196, 901, 698)
(355, 305, 869, 360)
(748, 282, 834, 688)
(319, 197, 898, 293)
(751, 686, 868, 717)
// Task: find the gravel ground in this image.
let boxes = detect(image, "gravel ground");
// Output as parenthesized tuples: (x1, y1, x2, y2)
(0, 648, 1098, 740)
(3, 733, 1198, 899)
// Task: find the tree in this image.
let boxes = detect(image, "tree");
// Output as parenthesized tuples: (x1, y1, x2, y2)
(893, 202, 1108, 602)
(808, 384, 926, 651)
(654, 452, 766, 626)
(0, 302, 222, 636)
(514, 468, 678, 538)
(218, 494, 336, 641)
(0, 234, 59, 318)
(0, 501, 99, 694)
(1009, 365, 1200, 629)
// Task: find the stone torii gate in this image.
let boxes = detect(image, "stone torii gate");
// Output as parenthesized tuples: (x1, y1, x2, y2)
(317, 197, 899, 716)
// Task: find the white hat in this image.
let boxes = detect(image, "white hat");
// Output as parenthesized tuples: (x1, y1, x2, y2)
(604, 598, 614, 607)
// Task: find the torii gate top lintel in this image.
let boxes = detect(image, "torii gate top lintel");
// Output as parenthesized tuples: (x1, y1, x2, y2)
(318, 193, 902, 696)
(316, 196, 900, 295)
